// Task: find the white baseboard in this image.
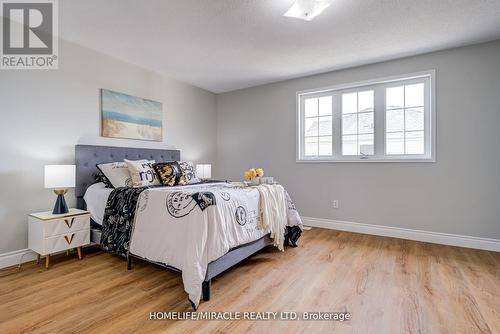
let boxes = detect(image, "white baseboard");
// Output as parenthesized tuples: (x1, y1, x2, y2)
(0, 249, 37, 269)
(303, 217, 500, 252)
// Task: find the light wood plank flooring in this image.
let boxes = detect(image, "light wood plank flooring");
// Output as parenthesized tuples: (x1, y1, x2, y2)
(1, 228, 499, 334)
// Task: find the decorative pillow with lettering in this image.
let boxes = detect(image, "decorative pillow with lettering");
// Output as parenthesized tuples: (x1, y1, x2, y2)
(96, 162, 133, 188)
(153, 161, 186, 187)
(178, 161, 200, 184)
(124, 159, 161, 187)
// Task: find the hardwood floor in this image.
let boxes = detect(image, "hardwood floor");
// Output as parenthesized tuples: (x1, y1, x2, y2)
(1, 228, 499, 334)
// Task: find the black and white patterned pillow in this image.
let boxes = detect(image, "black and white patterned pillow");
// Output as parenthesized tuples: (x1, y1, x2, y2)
(94, 171, 113, 188)
(178, 161, 200, 184)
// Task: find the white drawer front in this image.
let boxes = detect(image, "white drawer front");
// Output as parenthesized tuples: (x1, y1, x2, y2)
(43, 229, 90, 254)
(44, 215, 90, 237)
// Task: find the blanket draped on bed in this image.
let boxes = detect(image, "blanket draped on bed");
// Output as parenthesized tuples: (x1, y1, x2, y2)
(100, 187, 149, 256)
(256, 184, 287, 251)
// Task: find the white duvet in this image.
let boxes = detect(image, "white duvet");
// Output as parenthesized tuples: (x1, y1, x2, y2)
(128, 182, 302, 308)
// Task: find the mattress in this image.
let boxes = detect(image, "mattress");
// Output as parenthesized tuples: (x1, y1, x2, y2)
(83, 182, 113, 225)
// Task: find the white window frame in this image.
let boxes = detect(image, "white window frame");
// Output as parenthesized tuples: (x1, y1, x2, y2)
(296, 70, 436, 162)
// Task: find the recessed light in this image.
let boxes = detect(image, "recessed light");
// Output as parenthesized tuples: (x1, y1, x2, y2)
(283, 0, 334, 21)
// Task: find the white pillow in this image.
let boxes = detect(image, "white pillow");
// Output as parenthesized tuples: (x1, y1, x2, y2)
(178, 161, 200, 184)
(124, 159, 161, 187)
(97, 162, 133, 188)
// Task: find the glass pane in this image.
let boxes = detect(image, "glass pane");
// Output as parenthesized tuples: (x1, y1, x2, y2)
(386, 132, 404, 155)
(305, 118, 318, 137)
(318, 136, 332, 156)
(342, 135, 357, 156)
(318, 116, 332, 136)
(386, 109, 404, 132)
(305, 98, 318, 117)
(342, 93, 357, 114)
(304, 137, 318, 156)
(406, 131, 425, 154)
(405, 107, 424, 131)
(386, 86, 404, 110)
(358, 134, 374, 155)
(405, 83, 424, 107)
(318, 96, 332, 116)
(358, 112, 374, 134)
(358, 90, 374, 112)
(342, 114, 357, 135)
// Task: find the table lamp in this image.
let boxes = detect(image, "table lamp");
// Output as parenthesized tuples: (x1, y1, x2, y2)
(44, 165, 76, 214)
(196, 164, 212, 180)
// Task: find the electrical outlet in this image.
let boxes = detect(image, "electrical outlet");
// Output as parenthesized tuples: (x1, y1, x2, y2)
(333, 200, 339, 209)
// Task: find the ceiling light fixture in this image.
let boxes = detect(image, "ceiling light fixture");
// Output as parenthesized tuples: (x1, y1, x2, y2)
(283, 0, 334, 21)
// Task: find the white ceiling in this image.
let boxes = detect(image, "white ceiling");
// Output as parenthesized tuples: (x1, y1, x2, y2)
(59, 0, 500, 93)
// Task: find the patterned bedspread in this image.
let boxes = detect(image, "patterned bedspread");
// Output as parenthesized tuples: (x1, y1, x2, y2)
(100, 182, 303, 308)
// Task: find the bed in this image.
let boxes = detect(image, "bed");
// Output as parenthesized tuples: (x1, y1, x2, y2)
(75, 144, 302, 309)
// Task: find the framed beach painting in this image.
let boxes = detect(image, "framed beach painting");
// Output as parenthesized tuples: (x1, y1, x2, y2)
(101, 89, 163, 141)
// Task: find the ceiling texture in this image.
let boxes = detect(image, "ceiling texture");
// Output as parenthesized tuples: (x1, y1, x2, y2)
(59, 0, 500, 93)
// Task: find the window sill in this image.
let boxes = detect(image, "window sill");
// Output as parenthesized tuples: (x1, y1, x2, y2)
(296, 157, 436, 163)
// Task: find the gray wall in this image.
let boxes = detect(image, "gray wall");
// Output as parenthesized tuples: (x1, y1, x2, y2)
(1, 38, 499, 255)
(216, 40, 500, 239)
(0, 39, 217, 253)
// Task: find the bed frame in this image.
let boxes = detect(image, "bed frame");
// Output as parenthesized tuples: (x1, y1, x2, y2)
(75, 144, 272, 303)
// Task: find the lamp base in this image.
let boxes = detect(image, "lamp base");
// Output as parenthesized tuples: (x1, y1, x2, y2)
(52, 189, 68, 214)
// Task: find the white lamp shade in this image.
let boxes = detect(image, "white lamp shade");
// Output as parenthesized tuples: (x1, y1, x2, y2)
(44, 165, 76, 189)
(196, 164, 212, 179)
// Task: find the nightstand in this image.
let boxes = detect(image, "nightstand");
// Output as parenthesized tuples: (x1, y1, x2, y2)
(28, 209, 90, 268)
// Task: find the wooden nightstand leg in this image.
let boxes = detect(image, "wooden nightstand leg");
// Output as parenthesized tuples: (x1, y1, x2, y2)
(35, 254, 40, 264)
(77, 247, 82, 260)
(45, 255, 50, 269)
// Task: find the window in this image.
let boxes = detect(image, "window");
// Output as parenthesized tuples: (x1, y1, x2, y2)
(385, 83, 425, 155)
(303, 96, 332, 157)
(297, 71, 435, 162)
(341, 90, 374, 156)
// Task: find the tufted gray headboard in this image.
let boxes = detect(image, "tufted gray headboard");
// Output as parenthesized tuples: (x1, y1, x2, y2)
(75, 144, 180, 210)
